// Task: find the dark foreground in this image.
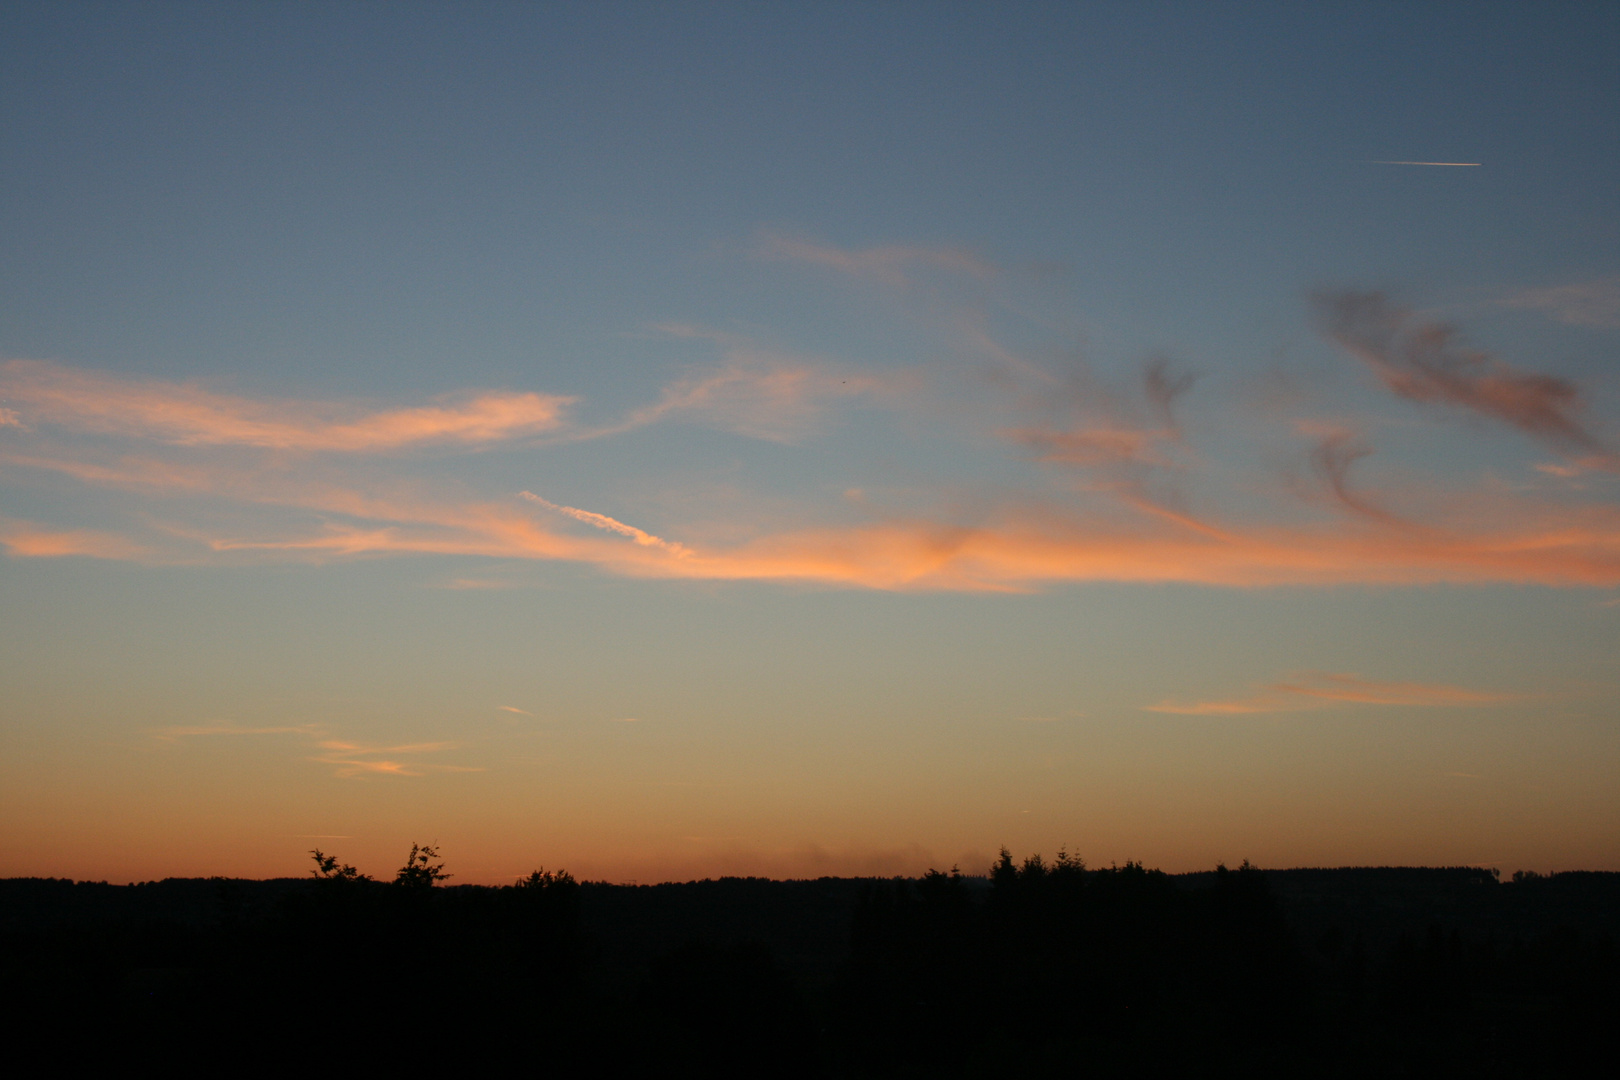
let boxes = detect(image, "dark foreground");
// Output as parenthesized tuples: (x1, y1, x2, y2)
(2, 857, 1615, 1076)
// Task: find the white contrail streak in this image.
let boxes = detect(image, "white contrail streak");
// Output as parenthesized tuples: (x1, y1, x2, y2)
(519, 491, 691, 556)
(1371, 160, 1482, 166)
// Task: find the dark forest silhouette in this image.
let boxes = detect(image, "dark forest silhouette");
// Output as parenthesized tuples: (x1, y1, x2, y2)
(2, 846, 1615, 1075)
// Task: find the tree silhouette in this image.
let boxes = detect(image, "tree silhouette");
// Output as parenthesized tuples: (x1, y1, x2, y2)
(393, 843, 450, 888)
(515, 867, 574, 890)
(309, 849, 369, 883)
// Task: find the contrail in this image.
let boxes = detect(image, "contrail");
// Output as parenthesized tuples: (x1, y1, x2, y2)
(1371, 160, 1481, 167)
(519, 491, 691, 556)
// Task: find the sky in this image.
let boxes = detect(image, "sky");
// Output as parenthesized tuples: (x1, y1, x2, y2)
(2, 2, 1617, 884)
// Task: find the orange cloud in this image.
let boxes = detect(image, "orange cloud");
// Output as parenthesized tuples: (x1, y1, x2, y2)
(5, 314, 1618, 596)
(9, 440, 1620, 589)
(146, 719, 478, 778)
(0, 521, 144, 559)
(1146, 672, 1512, 715)
(0, 359, 572, 451)
(663, 506, 1620, 590)
(311, 739, 481, 778)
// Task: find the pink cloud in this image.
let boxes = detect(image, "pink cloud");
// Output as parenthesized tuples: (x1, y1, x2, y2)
(660, 505, 1620, 590)
(311, 739, 481, 778)
(145, 719, 478, 778)
(0, 521, 144, 559)
(0, 359, 572, 451)
(5, 308, 1618, 596)
(9, 442, 1620, 589)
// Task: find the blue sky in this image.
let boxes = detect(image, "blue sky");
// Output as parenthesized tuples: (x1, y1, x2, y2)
(2, 3, 1616, 882)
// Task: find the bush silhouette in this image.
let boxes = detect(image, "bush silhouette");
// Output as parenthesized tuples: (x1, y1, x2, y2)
(394, 843, 450, 888)
(308, 849, 369, 883)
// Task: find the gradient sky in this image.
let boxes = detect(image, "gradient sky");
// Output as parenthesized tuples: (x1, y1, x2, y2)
(3, 2, 1617, 884)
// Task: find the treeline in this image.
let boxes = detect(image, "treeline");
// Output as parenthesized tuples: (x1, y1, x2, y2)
(1, 850, 1614, 1075)
(838, 855, 1616, 1074)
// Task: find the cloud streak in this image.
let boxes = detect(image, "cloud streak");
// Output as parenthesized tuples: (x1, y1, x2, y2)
(1005, 425, 1179, 469)
(311, 740, 482, 778)
(1146, 673, 1511, 715)
(1294, 421, 1401, 524)
(1000, 359, 1198, 482)
(8, 440, 1620, 588)
(754, 230, 996, 288)
(585, 327, 922, 444)
(0, 359, 572, 451)
(148, 719, 478, 777)
(1316, 291, 1607, 459)
(5, 283, 1619, 592)
(520, 491, 691, 556)
(1502, 276, 1620, 331)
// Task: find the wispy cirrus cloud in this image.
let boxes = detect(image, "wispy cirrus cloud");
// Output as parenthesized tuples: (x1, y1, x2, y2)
(0, 359, 573, 451)
(1005, 425, 1180, 469)
(667, 503, 1620, 589)
(589, 325, 921, 443)
(5, 280, 1619, 591)
(311, 739, 483, 778)
(148, 720, 479, 777)
(8, 438, 1620, 588)
(753, 230, 996, 287)
(1145, 672, 1512, 715)
(1316, 291, 1611, 463)
(1502, 276, 1620, 331)
(1292, 421, 1402, 524)
(1000, 359, 1199, 481)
